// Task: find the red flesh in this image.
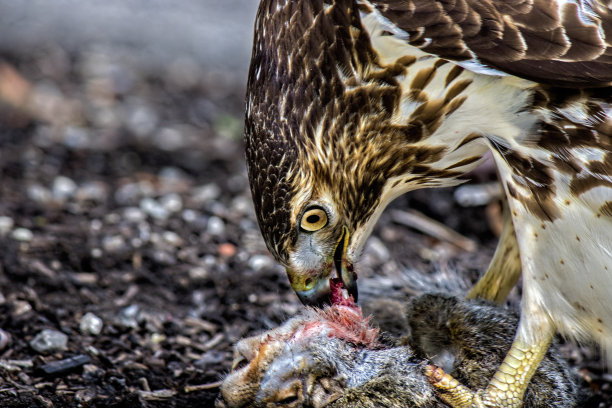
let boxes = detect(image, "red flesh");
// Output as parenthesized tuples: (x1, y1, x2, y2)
(330, 277, 356, 307)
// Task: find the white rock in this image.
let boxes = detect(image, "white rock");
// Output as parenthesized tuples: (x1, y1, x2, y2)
(52, 176, 78, 200)
(30, 329, 68, 353)
(102, 235, 126, 253)
(123, 207, 146, 222)
(0, 216, 14, 235)
(160, 193, 183, 213)
(206, 216, 225, 236)
(140, 197, 169, 220)
(11, 228, 33, 242)
(248, 254, 273, 271)
(191, 183, 221, 204)
(80, 312, 103, 336)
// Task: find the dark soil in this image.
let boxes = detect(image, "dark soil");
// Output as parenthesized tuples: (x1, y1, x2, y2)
(0, 46, 610, 408)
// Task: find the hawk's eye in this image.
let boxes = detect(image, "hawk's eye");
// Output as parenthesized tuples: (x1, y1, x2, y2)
(300, 207, 328, 232)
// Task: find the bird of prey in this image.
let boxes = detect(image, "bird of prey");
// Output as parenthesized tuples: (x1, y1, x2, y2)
(244, 1, 612, 407)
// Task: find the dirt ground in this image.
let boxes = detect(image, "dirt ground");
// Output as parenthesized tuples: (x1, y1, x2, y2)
(0, 44, 611, 407)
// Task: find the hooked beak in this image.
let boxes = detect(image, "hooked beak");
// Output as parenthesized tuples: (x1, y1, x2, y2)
(288, 226, 358, 307)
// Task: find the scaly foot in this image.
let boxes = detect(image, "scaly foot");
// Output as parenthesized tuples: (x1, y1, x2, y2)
(425, 335, 552, 408)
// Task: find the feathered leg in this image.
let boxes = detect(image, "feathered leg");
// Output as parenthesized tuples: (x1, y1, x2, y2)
(467, 199, 522, 304)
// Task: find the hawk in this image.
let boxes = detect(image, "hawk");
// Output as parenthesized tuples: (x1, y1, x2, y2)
(245, 1, 612, 407)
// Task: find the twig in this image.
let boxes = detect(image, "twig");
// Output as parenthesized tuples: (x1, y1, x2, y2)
(390, 209, 477, 252)
(184, 381, 223, 393)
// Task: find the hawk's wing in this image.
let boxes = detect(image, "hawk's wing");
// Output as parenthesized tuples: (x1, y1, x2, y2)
(366, 0, 612, 87)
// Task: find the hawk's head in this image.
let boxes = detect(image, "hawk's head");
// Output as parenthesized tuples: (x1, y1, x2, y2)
(245, 0, 450, 305)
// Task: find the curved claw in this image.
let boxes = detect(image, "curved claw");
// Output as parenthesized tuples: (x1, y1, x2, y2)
(424, 331, 552, 408)
(425, 365, 485, 408)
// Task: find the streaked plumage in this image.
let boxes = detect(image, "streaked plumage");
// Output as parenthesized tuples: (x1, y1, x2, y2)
(245, 1, 612, 407)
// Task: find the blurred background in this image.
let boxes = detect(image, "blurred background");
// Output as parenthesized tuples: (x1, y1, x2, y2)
(0, 2, 608, 407)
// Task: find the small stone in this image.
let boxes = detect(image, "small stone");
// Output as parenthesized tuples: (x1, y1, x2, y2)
(140, 197, 169, 220)
(189, 267, 208, 280)
(52, 176, 78, 201)
(0, 216, 14, 235)
(12, 300, 32, 316)
(75, 182, 108, 202)
(126, 103, 158, 137)
(75, 388, 97, 404)
(0, 328, 11, 350)
(102, 235, 126, 253)
(218, 243, 236, 258)
(30, 329, 68, 353)
(232, 196, 253, 215)
(11, 228, 33, 242)
(191, 183, 221, 204)
(62, 126, 91, 149)
(162, 231, 183, 247)
(160, 193, 183, 213)
(27, 184, 52, 203)
(248, 254, 274, 271)
(80, 312, 103, 336)
(115, 181, 155, 205)
(154, 127, 185, 151)
(118, 304, 140, 328)
(206, 216, 225, 236)
(123, 207, 146, 223)
(150, 333, 166, 345)
(90, 219, 103, 230)
(181, 209, 198, 223)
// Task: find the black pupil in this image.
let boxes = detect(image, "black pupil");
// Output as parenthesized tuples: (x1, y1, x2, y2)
(306, 214, 320, 224)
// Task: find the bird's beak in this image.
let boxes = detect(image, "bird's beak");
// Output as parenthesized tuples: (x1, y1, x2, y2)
(288, 226, 358, 307)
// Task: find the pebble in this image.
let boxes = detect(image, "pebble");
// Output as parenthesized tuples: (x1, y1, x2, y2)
(115, 181, 155, 205)
(0, 216, 14, 235)
(248, 254, 274, 271)
(75, 388, 97, 405)
(75, 182, 108, 202)
(188, 267, 208, 280)
(123, 207, 146, 223)
(80, 312, 103, 336)
(140, 197, 169, 220)
(191, 183, 221, 204)
(102, 235, 126, 253)
(12, 300, 32, 316)
(160, 193, 183, 213)
(218, 243, 236, 258)
(154, 127, 185, 151)
(0, 328, 11, 350)
(126, 103, 158, 137)
(206, 216, 225, 236)
(52, 176, 78, 200)
(30, 329, 68, 353)
(162, 231, 183, 247)
(231, 195, 253, 215)
(27, 184, 53, 203)
(181, 209, 198, 223)
(11, 228, 33, 242)
(62, 126, 91, 149)
(118, 304, 140, 328)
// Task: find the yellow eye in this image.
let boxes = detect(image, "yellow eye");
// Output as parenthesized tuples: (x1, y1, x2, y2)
(300, 207, 328, 232)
